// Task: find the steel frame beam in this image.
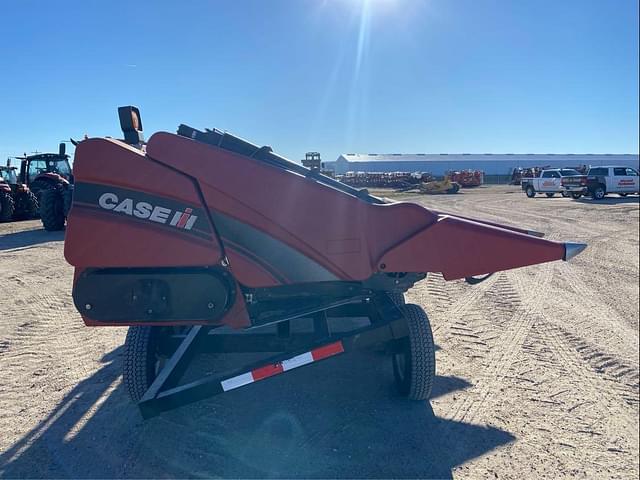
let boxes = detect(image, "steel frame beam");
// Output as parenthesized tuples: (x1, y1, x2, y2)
(137, 296, 406, 419)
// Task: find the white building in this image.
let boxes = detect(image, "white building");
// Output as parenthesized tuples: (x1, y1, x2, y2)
(326, 153, 640, 176)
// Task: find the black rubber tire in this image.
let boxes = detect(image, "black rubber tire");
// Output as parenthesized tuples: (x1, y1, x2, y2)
(619, 193, 628, 197)
(561, 192, 569, 198)
(123, 326, 188, 403)
(63, 185, 74, 217)
(40, 189, 65, 231)
(392, 304, 436, 400)
(570, 192, 582, 200)
(545, 193, 555, 198)
(526, 186, 536, 198)
(0, 192, 15, 222)
(13, 190, 38, 219)
(124, 326, 163, 403)
(592, 185, 606, 200)
(387, 292, 406, 305)
(29, 179, 55, 201)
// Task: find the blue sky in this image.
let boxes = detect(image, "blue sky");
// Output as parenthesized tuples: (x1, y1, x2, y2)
(1, 0, 638, 163)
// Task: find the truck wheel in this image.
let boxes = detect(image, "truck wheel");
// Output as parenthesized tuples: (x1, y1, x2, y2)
(0, 192, 15, 222)
(40, 189, 66, 231)
(592, 185, 606, 200)
(619, 193, 628, 197)
(561, 192, 569, 197)
(392, 304, 435, 400)
(545, 193, 555, 198)
(570, 192, 582, 199)
(526, 186, 536, 198)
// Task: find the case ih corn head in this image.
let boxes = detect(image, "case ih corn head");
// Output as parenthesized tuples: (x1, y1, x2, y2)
(64, 107, 587, 419)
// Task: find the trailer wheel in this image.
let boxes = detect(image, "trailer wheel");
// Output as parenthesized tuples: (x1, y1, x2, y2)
(392, 304, 435, 400)
(124, 326, 178, 402)
(526, 186, 536, 198)
(40, 189, 65, 230)
(387, 292, 405, 305)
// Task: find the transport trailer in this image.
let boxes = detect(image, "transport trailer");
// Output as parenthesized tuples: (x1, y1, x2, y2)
(64, 107, 587, 418)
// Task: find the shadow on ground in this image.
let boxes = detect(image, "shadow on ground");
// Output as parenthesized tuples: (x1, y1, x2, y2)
(574, 195, 640, 206)
(0, 347, 514, 479)
(0, 228, 64, 251)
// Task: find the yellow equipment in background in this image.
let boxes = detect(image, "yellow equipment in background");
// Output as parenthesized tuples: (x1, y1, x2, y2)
(419, 177, 461, 194)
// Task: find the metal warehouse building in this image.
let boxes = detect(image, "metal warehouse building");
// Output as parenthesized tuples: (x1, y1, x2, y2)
(326, 153, 640, 177)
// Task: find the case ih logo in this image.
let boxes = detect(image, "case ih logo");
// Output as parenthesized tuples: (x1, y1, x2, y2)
(98, 192, 198, 230)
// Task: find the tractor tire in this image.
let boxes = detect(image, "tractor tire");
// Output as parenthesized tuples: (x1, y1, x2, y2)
(40, 189, 65, 231)
(13, 190, 38, 219)
(63, 185, 74, 217)
(29, 179, 55, 203)
(545, 193, 555, 198)
(392, 304, 436, 400)
(592, 185, 606, 200)
(571, 192, 583, 200)
(526, 186, 536, 198)
(0, 192, 15, 222)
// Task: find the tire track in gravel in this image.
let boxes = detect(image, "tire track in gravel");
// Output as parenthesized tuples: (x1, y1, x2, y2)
(538, 321, 639, 462)
(0, 290, 121, 426)
(442, 263, 554, 424)
(553, 261, 639, 354)
(548, 325, 639, 406)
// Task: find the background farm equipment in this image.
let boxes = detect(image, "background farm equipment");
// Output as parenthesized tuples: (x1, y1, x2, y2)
(0, 165, 39, 221)
(338, 171, 433, 189)
(10, 144, 74, 230)
(301, 152, 335, 177)
(419, 177, 461, 194)
(446, 169, 483, 188)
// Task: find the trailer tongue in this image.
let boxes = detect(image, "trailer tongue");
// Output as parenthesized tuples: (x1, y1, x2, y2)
(63, 107, 586, 418)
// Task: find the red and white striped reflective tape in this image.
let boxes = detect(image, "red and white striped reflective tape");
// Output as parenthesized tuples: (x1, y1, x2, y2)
(221, 341, 345, 392)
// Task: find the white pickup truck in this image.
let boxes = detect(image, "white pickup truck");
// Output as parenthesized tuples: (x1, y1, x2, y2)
(586, 166, 640, 200)
(521, 169, 586, 199)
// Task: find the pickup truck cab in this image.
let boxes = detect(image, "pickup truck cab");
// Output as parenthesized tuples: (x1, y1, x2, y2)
(522, 169, 585, 199)
(586, 166, 640, 200)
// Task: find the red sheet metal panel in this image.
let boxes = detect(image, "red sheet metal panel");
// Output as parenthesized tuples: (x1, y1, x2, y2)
(65, 138, 223, 268)
(379, 215, 566, 280)
(146, 132, 437, 283)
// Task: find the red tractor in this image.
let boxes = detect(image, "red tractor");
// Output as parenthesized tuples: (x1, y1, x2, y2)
(12, 143, 74, 230)
(0, 165, 39, 221)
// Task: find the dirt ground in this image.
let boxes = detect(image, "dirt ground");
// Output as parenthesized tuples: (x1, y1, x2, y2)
(0, 185, 638, 479)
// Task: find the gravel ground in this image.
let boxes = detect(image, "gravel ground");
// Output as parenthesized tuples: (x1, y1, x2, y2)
(0, 185, 638, 479)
